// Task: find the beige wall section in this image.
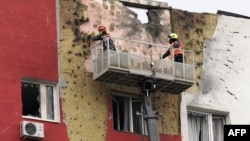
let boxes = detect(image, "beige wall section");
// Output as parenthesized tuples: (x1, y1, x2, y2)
(59, 0, 218, 140)
(152, 93, 181, 135)
(59, 1, 109, 141)
(152, 10, 218, 136)
(170, 9, 218, 94)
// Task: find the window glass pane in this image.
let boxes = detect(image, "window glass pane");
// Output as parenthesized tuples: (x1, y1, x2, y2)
(21, 82, 41, 118)
(132, 98, 142, 134)
(122, 97, 130, 132)
(112, 96, 120, 131)
(212, 116, 224, 141)
(46, 86, 54, 120)
(112, 95, 144, 134)
(112, 95, 129, 132)
(187, 111, 209, 141)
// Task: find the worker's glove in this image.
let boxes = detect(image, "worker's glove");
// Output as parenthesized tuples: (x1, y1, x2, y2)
(81, 31, 91, 36)
(87, 31, 92, 36)
(87, 33, 92, 41)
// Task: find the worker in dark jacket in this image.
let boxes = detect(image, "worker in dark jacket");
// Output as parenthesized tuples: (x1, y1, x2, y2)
(161, 33, 184, 63)
(86, 25, 116, 51)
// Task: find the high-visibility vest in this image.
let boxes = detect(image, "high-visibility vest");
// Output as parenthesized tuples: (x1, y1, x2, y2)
(169, 41, 183, 57)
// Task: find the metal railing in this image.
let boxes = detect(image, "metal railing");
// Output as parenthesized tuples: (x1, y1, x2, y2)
(92, 37, 195, 83)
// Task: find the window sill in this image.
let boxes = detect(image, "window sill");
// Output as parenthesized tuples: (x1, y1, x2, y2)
(22, 116, 60, 123)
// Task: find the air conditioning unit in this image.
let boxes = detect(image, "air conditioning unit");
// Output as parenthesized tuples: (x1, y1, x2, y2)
(20, 121, 44, 139)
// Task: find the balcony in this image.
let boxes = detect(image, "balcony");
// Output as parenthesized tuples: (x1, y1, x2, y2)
(92, 38, 194, 94)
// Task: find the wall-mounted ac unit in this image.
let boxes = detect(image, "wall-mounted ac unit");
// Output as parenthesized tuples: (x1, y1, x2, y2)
(20, 121, 44, 139)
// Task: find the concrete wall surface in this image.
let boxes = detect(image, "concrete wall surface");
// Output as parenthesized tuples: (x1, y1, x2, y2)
(180, 15, 250, 141)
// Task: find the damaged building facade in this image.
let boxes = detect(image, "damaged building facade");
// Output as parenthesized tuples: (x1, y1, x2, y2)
(1, 0, 250, 141)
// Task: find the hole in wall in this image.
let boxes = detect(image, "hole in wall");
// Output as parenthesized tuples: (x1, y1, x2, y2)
(127, 7, 148, 23)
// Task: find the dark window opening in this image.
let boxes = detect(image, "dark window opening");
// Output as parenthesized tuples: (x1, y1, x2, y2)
(132, 98, 143, 134)
(22, 82, 41, 117)
(112, 95, 126, 131)
(112, 95, 147, 135)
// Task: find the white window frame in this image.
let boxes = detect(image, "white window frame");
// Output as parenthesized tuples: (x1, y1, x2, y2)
(180, 92, 230, 141)
(21, 80, 60, 123)
(187, 110, 226, 141)
(112, 93, 148, 135)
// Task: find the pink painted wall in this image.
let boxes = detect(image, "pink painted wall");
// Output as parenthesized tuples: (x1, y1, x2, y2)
(0, 0, 68, 140)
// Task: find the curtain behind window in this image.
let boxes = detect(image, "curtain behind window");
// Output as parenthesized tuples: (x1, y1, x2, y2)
(212, 117, 224, 141)
(132, 99, 142, 134)
(123, 97, 130, 132)
(188, 112, 209, 141)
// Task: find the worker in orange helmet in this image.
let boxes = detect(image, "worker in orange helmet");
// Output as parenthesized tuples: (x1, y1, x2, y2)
(86, 25, 116, 51)
(161, 33, 184, 63)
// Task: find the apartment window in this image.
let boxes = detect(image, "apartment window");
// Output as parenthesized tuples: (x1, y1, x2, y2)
(112, 94, 148, 135)
(187, 111, 225, 141)
(21, 81, 59, 122)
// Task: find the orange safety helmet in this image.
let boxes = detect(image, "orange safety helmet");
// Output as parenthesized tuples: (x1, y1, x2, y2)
(98, 25, 107, 32)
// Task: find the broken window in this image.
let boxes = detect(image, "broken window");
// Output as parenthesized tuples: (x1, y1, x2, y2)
(187, 111, 225, 141)
(112, 94, 148, 135)
(21, 81, 59, 122)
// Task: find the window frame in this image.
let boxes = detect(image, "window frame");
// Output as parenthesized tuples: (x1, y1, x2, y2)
(21, 80, 60, 123)
(187, 110, 226, 141)
(111, 93, 148, 135)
